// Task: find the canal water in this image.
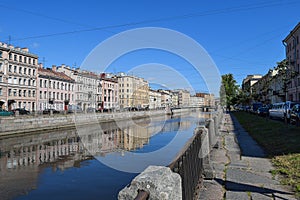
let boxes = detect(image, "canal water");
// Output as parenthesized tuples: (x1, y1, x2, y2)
(0, 112, 209, 200)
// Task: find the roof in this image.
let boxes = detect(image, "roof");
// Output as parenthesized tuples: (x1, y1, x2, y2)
(38, 67, 75, 82)
(283, 22, 300, 42)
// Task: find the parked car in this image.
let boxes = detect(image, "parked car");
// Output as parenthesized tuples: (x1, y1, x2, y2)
(257, 106, 269, 117)
(290, 104, 300, 126)
(68, 105, 83, 113)
(0, 109, 14, 116)
(250, 102, 263, 113)
(86, 107, 96, 113)
(269, 101, 300, 123)
(12, 108, 30, 115)
(43, 108, 60, 114)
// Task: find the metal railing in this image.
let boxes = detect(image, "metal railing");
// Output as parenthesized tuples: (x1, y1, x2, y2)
(168, 130, 203, 200)
(134, 128, 204, 200)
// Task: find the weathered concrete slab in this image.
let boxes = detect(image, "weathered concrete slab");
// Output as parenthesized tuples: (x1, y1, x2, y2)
(225, 191, 250, 200)
(198, 180, 224, 200)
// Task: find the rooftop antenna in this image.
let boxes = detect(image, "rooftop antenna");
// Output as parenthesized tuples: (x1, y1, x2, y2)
(8, 35, 11, 45)
(42, 57, 46, 68)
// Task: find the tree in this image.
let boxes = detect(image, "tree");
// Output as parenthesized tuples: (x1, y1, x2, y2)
(220, 74, 239, 109)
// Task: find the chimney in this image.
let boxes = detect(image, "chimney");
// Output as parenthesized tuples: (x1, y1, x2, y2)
(52, 65, 57, 71)
(38, 63, 43, 68)
(21, 47, 29, 52)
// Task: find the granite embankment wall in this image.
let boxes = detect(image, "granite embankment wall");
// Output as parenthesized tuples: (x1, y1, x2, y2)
(0, 110, 164, 136)
(0, 108, 197, 137)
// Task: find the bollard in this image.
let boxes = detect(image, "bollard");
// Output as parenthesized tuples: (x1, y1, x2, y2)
(213, 116, 219, 136)
(198, 126, 214, 179)
(207, 119, 217, 149)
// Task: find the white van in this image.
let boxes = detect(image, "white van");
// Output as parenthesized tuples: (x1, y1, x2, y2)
(269, 101, 300, 122)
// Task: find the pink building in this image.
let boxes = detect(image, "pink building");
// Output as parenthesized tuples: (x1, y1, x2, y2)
(283, 22, 300, 101)
(37, 65, 75, 111)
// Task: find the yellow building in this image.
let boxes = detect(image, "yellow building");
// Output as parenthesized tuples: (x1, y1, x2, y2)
(117, 74, 149, 109)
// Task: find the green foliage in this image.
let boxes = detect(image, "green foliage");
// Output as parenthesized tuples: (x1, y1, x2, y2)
(220, 74, 239, 107)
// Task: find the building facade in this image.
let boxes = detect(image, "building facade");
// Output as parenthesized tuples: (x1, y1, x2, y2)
(190, 95, 204, 107)
(242, 75, 262, 95)
(283, 22, 300, 102)
(37, 65, 75, 111)
(100, 74, 119, 110)
(117, 74, 149, 109)
(175, 89, 190, 107)
(57, 65, 101, 110)
(0, 42, 38, 111)
(149, 89, 162, 109)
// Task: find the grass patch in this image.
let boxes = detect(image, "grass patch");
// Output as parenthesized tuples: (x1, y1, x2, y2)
(232, 112, 300, 197)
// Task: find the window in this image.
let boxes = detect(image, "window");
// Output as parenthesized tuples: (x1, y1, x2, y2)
(29, 58, 31, 64)
(28, 90, 31, 97)
(28, 80, 31, 86)
(9, 65, 12, 72)
(33, 91, 35, 97)
(23, 79, 26, 85)
(61, 93, 63, 100)
(28, 68, 31, 75)
(61, 83, 64, 90)
(18, 102, 21, 108)
(57, 92, 59, 100)
(65, 93, 67, 100)
(44, 80, 47, 87)
(0, 76, 2, 82)
(8, 89, 12, 96)
(57, 82, 59, 89)
(24, 57, 27, 63)
(19, 78, 22, 85)
(0, 88, 2, 96)
(14, 66, 17, 73)
(33, 69, 36, 75)
(40, 91, 42, 99)
(19, 90, 22, 97)
(0, 63, 2, 71)
(40, 80, 42, 88)
(44, 91, 47, 99)
(49, 92, 51, 98)
(53, 81, 56, 89)
(24, 68, 27, 74)
(0, 51, 2, 58)
(53, 92, 55, 99)
(8, 77, 12, 84)
(33, 59, 35, 65)
(13, 90, 17, 96)
(19, 67, 22, 74)
(9, 53, 12, 60)
(23, 90, 26, 97)
(14, 55, 17, 61)
(19, 56, 22, 62)
(13, 77, 17, 84)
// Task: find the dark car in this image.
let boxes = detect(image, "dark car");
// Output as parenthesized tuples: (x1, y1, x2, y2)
(43, 108, 60, 114)
(0, 109, 14, 116)
(12, 108, 30, 115)
(290, 104, 300, 126)
(257, 106, 269, 117)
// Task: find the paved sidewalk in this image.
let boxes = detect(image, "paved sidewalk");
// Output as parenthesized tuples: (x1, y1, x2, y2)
(198, 113, 297, 200)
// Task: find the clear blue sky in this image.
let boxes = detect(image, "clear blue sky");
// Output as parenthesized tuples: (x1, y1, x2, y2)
(1, 0, 299, 95)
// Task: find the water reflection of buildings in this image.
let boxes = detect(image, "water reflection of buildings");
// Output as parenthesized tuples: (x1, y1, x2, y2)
(0, 116, 192, 199)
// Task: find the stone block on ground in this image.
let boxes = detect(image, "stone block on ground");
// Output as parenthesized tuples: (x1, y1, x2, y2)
(118, 165, 182, 200)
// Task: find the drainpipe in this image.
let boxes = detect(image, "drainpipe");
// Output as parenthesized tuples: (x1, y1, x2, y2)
(282, 40, 288, 101)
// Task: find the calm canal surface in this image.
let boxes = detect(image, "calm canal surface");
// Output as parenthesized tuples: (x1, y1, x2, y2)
(0, 112, 209, 200)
